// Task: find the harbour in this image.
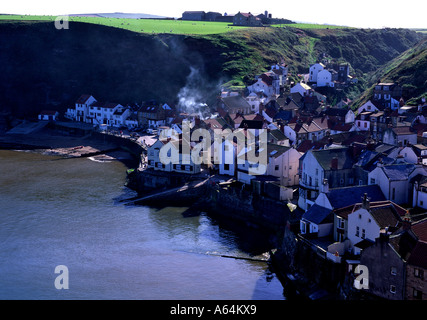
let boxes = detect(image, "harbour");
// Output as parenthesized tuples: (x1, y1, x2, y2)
(0, 148, 285, 300)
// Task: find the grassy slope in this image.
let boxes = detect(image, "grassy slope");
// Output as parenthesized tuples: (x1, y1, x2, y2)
(0, 19, 423, 117)
(353, 38, 427, 108)
(0, 15, 248, 35)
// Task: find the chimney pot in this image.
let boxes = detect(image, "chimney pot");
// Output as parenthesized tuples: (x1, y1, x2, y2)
(331, 157, 338, 170)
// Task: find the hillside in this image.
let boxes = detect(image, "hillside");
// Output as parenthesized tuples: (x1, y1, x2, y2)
(0, 20, 423, 118)
(352, 38, 427, 108)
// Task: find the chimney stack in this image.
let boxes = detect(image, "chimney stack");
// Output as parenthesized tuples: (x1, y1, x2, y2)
(322, 179, 329, 193)
(362, 193, 370, 210)
(402, 210, 412, 231)
(331, 157, 338, 170)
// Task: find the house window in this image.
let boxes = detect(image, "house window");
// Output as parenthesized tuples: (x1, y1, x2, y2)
(364, 122, 367, 128)
(370, 178, 375, 185)
(392, 188, 396, 200)
(275, 165, 279, 171)
(356, 226, 360, 237)
(224, 164, 230, 171)
(390, 285, 396, 294)
(358, 214, 362, 219)
(414, 268, 424, 279)
(338, 218, 345, 229)
(390, 267, 397, 275)
(368, 218, 371, 223)
(413, 288, 423, 300)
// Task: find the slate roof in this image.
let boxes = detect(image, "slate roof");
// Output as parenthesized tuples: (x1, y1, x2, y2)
(221, 95, 251, 112)
(380, 163, 417, 181)
(327, 185, 386, 209)
(302, 204, 333, 224)
(267, 143, 290, 158)
(311, 147, 354, 170)
(268, 129, 288, 142)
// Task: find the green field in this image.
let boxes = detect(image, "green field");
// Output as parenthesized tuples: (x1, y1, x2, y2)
(0, 15, 249, 35)
(272, 23, 351, 29)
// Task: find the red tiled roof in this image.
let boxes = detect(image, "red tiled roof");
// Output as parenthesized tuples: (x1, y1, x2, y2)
(76, 94, 93, 104)
(407, 241, 427, 269)
(412, 219, 427, 242)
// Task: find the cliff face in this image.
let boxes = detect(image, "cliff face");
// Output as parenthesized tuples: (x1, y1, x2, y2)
(0, 21, 423, 117)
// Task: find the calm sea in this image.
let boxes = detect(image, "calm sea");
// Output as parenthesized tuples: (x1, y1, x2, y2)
(0, 149, 285, 300)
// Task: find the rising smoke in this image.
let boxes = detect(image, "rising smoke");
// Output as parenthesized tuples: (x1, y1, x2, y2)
(177, 66, 210, 118)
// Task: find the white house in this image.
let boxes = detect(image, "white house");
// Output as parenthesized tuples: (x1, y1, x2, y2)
(412, 175, 427, 209)
(317, 69, 334, 87)
(247, 72, 279, 99)
(147, 138, 201, 174)
(398, 146, 419, 164)
(38, 110, 59, 121)
(74, 94, 97, 122)
(112, 106, 131, 127)
(245, 92, 264, 114)
(382, 126, 417, 147)
(290, 82, 311, 97)
(300, 204, 334, 237)
(266, 144, 302, 187)
(147, 139, 172, 172)
(218, 139, 237, 177)
(309, 63, 325, 83)
(368, 163, 427, 205)
(347, 197, 404, 255)
(356, 100, 379, 114)
(355, 112, 372, 131)
(87, 102, 122, 126)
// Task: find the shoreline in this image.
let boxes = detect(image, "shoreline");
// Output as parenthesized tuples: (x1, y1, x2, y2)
(0, 127, 139, 167)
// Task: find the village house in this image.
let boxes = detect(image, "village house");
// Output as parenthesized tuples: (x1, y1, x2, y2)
(300, 184, 386, 241)
(38, 110, 59, 121)
(265, 143, 302, 187)
(233, 12, 263, 26)
(347, 196, 406, 255)
(368, 162, 427, 205)
(309, 63, 326, 83)
(406, 219, 427, 300)
(290, 82, 312, 97)
(411, 174, 427, 210)
(87, 101, 122, 126)
(298, 146, 356, 210)
(147, 138, 201, 174)
(247, 72, 280, 101)
(356, 100, 380, 114)
(382, 126, 417, 147)
(111, 105, 131, 128)
(373, 82, 402, 110)
(284, 117, 330, 145)
(219, 95, 252, 115)
(360, 227, 415, 300)
(69, 94, 97, 122)
(406, 239, 427, 300)
(182, 11, 206, 21)
(137, 102, 168, 129)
